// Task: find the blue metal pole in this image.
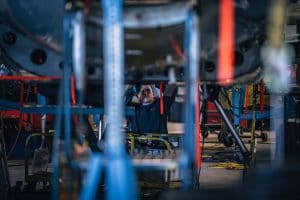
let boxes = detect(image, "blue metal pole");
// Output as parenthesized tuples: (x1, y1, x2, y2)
(240, 85, 246, 110)
(72, 10, 86, 105)
(232, 87, 240, 127)
(51, 81, 63, 200)
(102, 1, 137, 200)
(79, 154, 103, 200)
(270, 95, 285, 167)
(182, 8, 200, 189)
(37, 94, 47, 108)
(52, 12, 73, 200)
(63, 13, 72, 162)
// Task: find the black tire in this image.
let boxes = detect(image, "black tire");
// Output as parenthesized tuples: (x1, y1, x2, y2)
(223, 135, 234, 147)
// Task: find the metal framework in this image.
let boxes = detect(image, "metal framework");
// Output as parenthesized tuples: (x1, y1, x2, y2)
(1, 1, 288, 199)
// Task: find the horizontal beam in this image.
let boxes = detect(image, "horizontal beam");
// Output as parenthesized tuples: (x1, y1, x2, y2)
(0, 99, 135, 115)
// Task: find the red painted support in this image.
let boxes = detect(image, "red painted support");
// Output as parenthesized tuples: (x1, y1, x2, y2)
(71, 76, 79, 125)
(195, 81, 201, 170)
(168, 33, 185, 59)
(218, 0, 235, 85)
(159, 83, 164, 115)
(0, 75, 60, 81)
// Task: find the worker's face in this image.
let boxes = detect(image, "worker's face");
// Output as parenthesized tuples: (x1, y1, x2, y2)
(140, 85, 154, 104)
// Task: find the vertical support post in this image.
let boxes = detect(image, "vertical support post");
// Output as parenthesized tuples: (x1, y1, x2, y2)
(63, 13, 72, 161)
(240, 85, 246, 109)
(37, 94, 47, 130)
(52, 12, 73, 200)
(51, 90, 62, 200)
(182, 8, 200, 189)
(37, 93, 47, 147)
(37, 94, 47, 107)
(232, 87, 240, 127)
(270, 94, 285, 167)
(262, 0, 287, 169)
(250, 84, 257, 164)
(240, 84, 247, 127)
(102, 1, 137, 199)
(79, 154, 103, 200)
(72, 10, 86, 104)
(218, 0, 235, 85)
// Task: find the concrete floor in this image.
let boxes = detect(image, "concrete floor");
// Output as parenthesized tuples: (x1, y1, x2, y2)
(199, 132, 272, 189)
(5, 130, 273, 198)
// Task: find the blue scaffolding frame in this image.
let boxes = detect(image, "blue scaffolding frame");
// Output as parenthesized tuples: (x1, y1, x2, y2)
(0, 1, 202, 199)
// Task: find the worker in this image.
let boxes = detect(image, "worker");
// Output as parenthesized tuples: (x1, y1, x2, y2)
(125, 84, 177, 134)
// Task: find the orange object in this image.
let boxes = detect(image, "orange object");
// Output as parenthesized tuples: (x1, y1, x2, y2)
(168, 33, 185, 59)
(195, 81, 202, 170)
(71, 76, 78, 125)
(218, 0, 235, 85)
(71, 76, 76, 105)
(159, 83, 164, 115)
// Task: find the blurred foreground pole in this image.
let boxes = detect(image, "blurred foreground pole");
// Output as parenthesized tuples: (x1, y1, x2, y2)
(102, 0, 138, 200)
(182, 6, 200, 189)
(262, 0, 289, 167)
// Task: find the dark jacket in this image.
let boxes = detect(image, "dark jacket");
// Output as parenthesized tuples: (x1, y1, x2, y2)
(125, 84, 177, 134)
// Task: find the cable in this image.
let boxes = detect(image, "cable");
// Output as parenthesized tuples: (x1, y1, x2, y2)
(6, 82, 29, 158)
(168, 33, 185, 59)
(6, 121, 22, 158)
(24, 83, 31, 102)
(219, 88, 242, 118)
(22, 84, 32, 129)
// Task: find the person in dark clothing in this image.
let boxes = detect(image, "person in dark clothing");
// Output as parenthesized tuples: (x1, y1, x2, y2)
(125, 84, 177, 134)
